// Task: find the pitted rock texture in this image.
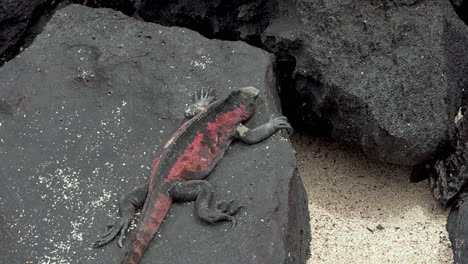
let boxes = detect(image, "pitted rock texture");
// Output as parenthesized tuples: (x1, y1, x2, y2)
(431, 110, 468, 263)
(430, 110, 468, 209)
(451, 0, 468, 26)
(70, 0, 137, 15)
(136, 0, 277, 42)
(452, 0, 465, 6)
(0, 5, 309, 264)
(136, 0, 468, 165)
(448, 196, 468, 264)
(262, 0, 468, 165)
(0, 0, 64, 66)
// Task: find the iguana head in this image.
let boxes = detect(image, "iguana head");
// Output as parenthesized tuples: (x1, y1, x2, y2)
(228, 86, 259, 103)
(226, 86, 259, 121)
(239, 86, 259, 99)
(228, 86, 259, 102)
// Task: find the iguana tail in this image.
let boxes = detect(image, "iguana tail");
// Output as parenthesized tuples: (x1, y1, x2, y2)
(121, 192, 172, 264)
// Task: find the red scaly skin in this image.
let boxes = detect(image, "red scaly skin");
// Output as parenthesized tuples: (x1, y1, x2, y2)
(165, 105, 248, 184)
(120, 99, 254, 264)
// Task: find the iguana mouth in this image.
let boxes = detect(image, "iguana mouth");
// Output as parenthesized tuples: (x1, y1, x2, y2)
(239, 86, 259, 99)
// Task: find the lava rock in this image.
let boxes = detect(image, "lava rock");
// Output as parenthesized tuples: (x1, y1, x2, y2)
(430, 108, 468, 208)
(129, 0, 468, 165)
(0, 4, 309, 264)
(452, 0, 465, 6)
(447, 194, 468, 264)
(451, 0, 468, 26)
(70, 0, 138, 16)
(136, 0, 277, 42)
(0, 0, 63, 66)
(261, 0, 468, 165)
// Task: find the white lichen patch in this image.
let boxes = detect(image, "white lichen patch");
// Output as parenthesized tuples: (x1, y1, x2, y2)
(190, 55, 213, 69)
(3, 100, 145, 263)
(89, 189, 113, 208)
(28, 165, 109, 264)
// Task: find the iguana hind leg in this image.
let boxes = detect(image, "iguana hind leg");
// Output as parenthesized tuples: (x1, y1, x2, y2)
(93, 183, 148, 248)
(169, 180, 241, 225)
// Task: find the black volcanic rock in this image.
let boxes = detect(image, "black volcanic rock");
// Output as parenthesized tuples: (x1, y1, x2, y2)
(447, 193, 468, 264)
(0, 5, 309, 264)
(451, 0, 468, 26)
(136, 0, 277, 42)
(452, 0, 465, 6)
(430, 108, 468, 209)
(136, 0, 468, 165)
(0, 0, 64, 66)
(70, 0, 137, 16)
(432, 109, 468, 262)
(262, 0, 468, 165)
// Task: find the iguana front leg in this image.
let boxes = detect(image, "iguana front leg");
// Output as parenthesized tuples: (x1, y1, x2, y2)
(236, 114, 293, 144)
(184, 88, 216, 118)
(93, 183, 148, 248)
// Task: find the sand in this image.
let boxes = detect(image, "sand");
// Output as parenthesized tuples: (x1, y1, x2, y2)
(291, 132, 453, 264)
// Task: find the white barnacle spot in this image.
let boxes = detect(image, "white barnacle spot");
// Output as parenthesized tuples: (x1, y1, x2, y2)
(70, 221, 83, 241)
(236, 124, 249, 137)
(201, 55, 213, 64)
(190, 60, 207, 69)
(90, 189, 113, 208)
(190, 55, 213, 70)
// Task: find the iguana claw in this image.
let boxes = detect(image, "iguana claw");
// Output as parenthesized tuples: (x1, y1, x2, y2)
(185, 88, 217, 118)
(93, 218, 130, 248)
(268, 114, 293, 132)
(228, 216, 237, 228)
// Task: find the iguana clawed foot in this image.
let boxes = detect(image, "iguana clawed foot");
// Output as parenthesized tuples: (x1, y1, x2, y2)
(185, 88, 216, 118)
(268, 114, 293, 132)
(199, 200, 242, 227)
(93, 217, 131, 248)
(193, 87, 215, 103)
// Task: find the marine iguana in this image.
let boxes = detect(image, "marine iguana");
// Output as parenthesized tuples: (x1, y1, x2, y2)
(93, 86, 292, 264)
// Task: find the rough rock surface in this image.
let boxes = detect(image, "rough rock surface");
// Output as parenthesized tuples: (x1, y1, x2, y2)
(262, 0, 468, 165)
(452, 0, 465, 6)
(447, 195, 468, 264)
(136, 0, 277, 42)
(0, 5, 309, 264)
(70, 0, 138, 16)
(430, 108, 468, 209)
(136, 0, 468, 165)
(0, 0, 63, 66)
(451, 0, 468, 26)
(433, 109, 468, 263)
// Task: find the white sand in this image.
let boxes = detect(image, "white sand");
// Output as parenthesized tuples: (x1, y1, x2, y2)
(291, 132, 453, 264)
